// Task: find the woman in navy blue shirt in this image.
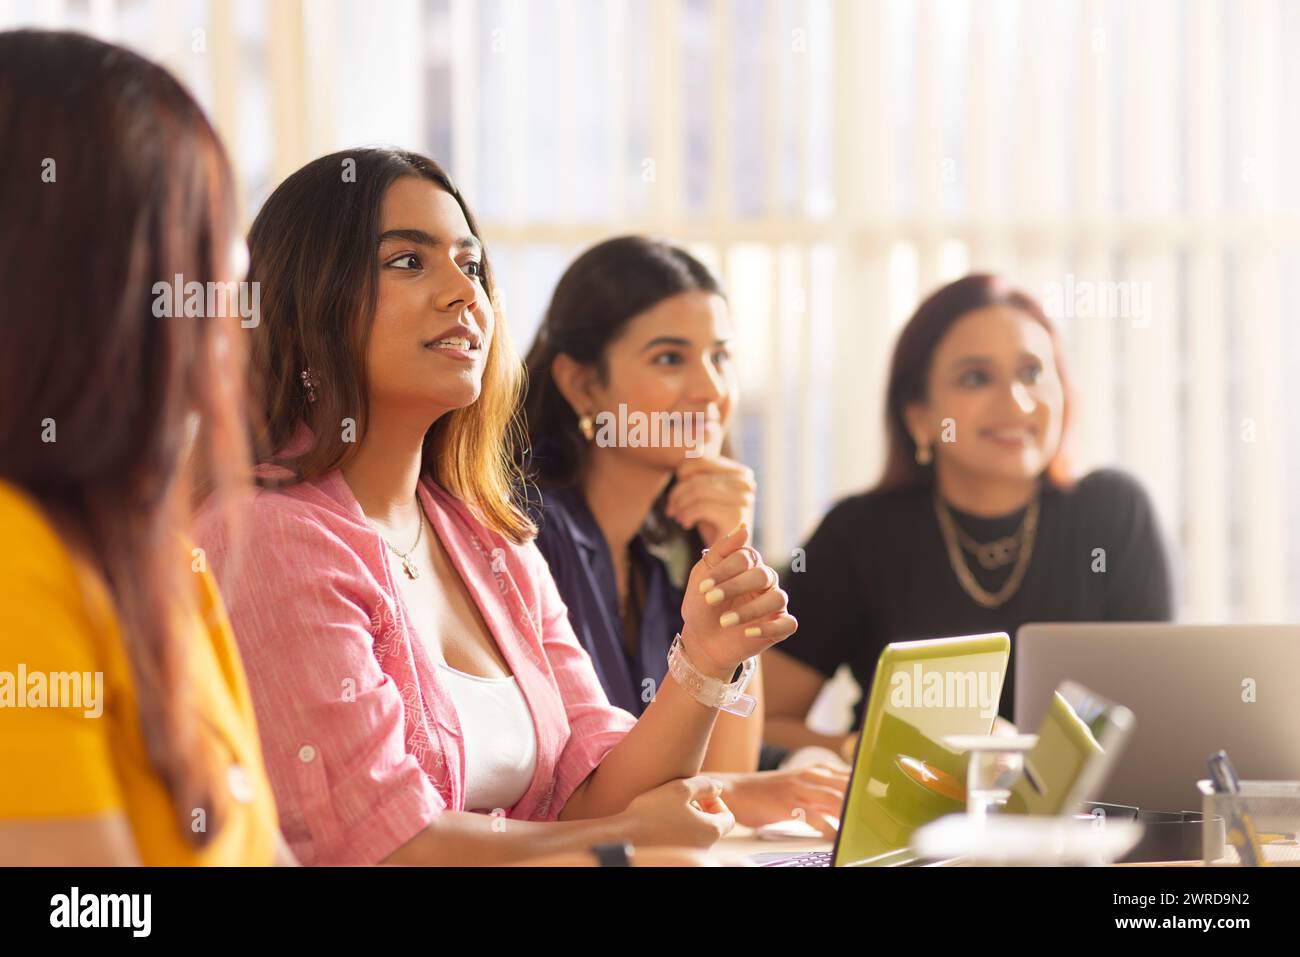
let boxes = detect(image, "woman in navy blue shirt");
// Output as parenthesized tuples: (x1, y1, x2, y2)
(522, 236, 848, 837)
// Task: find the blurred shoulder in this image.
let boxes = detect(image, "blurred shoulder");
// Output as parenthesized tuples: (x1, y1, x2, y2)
(0, 481, 116, 665)
(522, 483, 590, 564)
(525, 483, 583, 534)
(807, 483, 930, 538)
(0, 481, 73, 580)
(1064, 468, 1156, 516)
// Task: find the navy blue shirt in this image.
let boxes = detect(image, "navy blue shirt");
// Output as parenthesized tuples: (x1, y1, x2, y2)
(530, 485, 683, 717)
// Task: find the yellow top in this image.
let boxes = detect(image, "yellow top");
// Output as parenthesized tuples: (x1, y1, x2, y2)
(0, 480, 279, 865)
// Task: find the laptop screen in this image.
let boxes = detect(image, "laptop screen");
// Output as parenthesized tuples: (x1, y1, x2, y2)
(833, 633, 1010, 866)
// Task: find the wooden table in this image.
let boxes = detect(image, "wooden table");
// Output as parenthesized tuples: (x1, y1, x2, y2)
(716, 825, 832, 864)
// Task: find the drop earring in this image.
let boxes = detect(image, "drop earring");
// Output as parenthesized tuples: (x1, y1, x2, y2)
(915, 441, 933, 465)
(578, 413, 595, 441)
(300, 367, 319, 404)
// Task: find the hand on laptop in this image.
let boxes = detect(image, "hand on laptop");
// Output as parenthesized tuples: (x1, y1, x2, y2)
(715, 765, 849, 840)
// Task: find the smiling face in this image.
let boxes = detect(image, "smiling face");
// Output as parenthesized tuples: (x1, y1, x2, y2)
(904, 304, 1065, 485)
(365, 175, 493, 418)
(566, 289, 735, 470)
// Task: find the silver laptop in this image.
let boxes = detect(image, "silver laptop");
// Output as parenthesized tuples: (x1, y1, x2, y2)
(1015, 624, 1300, 812)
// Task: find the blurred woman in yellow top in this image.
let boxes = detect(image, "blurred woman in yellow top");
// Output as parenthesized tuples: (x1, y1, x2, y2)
(0, 30, 285, 865)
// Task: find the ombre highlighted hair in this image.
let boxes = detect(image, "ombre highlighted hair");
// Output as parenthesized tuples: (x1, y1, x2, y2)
(246, 148, 534, 543)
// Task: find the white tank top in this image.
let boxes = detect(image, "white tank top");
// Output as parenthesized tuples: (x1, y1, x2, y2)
(436, 662, 539, 813)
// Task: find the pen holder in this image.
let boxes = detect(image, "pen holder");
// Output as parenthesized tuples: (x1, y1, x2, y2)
(1200, 780, 1300, 866)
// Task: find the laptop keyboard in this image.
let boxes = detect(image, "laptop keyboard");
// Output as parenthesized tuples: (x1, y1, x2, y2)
(760, 850, 832, 867)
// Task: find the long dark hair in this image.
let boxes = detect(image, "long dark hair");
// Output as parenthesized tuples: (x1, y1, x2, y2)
(522, 236, 727, 544)
(246, 148, 534, 543)
(877, 273, 1074, 492)
(0, 30, 250, 844)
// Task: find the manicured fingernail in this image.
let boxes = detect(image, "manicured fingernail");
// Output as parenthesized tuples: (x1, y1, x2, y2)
(744, 627, 762, 638)
(698, 578, 716, 594)
(705, 588, 725, 606)
(719, 611, 740, 628)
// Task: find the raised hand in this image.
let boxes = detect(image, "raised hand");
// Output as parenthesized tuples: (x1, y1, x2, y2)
(678, 521, 797, 678)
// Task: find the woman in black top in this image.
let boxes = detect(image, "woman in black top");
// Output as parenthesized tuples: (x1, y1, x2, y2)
(764, 274, 1172, 759)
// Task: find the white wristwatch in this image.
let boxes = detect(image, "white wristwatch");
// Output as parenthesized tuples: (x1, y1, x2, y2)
(667, 634, 757, 717)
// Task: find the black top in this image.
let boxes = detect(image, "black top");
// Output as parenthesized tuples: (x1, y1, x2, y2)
(780, 469, 1172, 727)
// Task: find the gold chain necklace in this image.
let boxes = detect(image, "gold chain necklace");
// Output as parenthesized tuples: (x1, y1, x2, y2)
(933, 492, 1040, 609)
(373, 500, 425, 580)
(950, 522, 1021, 569)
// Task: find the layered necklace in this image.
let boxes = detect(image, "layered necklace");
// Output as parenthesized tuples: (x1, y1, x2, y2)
(932, 490, 1040, 609)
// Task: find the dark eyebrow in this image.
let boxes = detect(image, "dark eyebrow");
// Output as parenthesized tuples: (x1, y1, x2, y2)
(639, 335, 731, 353)
(378, 229, 481, 254)
(950, 352, 1046, 369)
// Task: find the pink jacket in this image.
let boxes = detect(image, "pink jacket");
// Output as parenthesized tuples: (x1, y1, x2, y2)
(195, 465, 636, 866)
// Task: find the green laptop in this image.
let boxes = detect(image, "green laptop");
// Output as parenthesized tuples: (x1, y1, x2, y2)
(761, 632, 1010, 867)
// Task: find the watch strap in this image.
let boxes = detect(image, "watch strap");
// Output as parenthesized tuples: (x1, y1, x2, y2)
(591, 842, 634, 867)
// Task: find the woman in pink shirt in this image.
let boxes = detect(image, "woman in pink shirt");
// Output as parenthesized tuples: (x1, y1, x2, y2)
(196, 148, 797, 866)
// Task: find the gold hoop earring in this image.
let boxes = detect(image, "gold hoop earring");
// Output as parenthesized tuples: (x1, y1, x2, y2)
(915, 442, 933, 466)
(578, 414, 595, 442)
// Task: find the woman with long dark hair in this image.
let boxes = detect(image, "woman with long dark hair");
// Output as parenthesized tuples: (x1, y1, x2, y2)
(764, 274, 1172, 758)
(523, 236, 849, 838)
(0, 31, 283, 865)
(197, 151, 798, 865)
